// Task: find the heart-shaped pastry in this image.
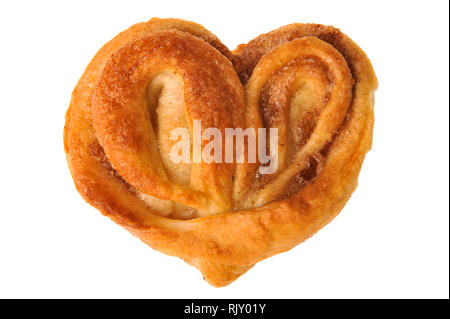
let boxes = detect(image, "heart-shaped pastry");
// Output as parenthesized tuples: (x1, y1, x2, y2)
(64, 18, 377, 287)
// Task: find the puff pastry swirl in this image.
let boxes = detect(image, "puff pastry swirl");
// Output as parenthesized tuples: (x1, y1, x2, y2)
(64, 18, 377, 287)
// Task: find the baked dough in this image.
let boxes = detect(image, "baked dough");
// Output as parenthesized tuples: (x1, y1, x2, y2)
(64, 18, 377, 287)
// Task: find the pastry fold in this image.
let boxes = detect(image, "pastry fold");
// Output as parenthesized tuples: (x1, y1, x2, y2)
(64, 18, 377, 287)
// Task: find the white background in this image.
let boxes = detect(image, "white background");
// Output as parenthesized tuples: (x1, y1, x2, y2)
(0, 0, 448, 299)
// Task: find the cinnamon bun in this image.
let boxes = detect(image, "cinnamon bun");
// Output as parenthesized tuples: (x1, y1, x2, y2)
(64, 18, 377, 287)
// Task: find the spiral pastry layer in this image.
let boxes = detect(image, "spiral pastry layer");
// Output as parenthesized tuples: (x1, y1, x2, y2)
(64, 18, 377, 286)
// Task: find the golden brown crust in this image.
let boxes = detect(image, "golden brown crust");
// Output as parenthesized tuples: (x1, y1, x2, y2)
(92, 30, 245, 215)
(64, 19, 377, 287)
